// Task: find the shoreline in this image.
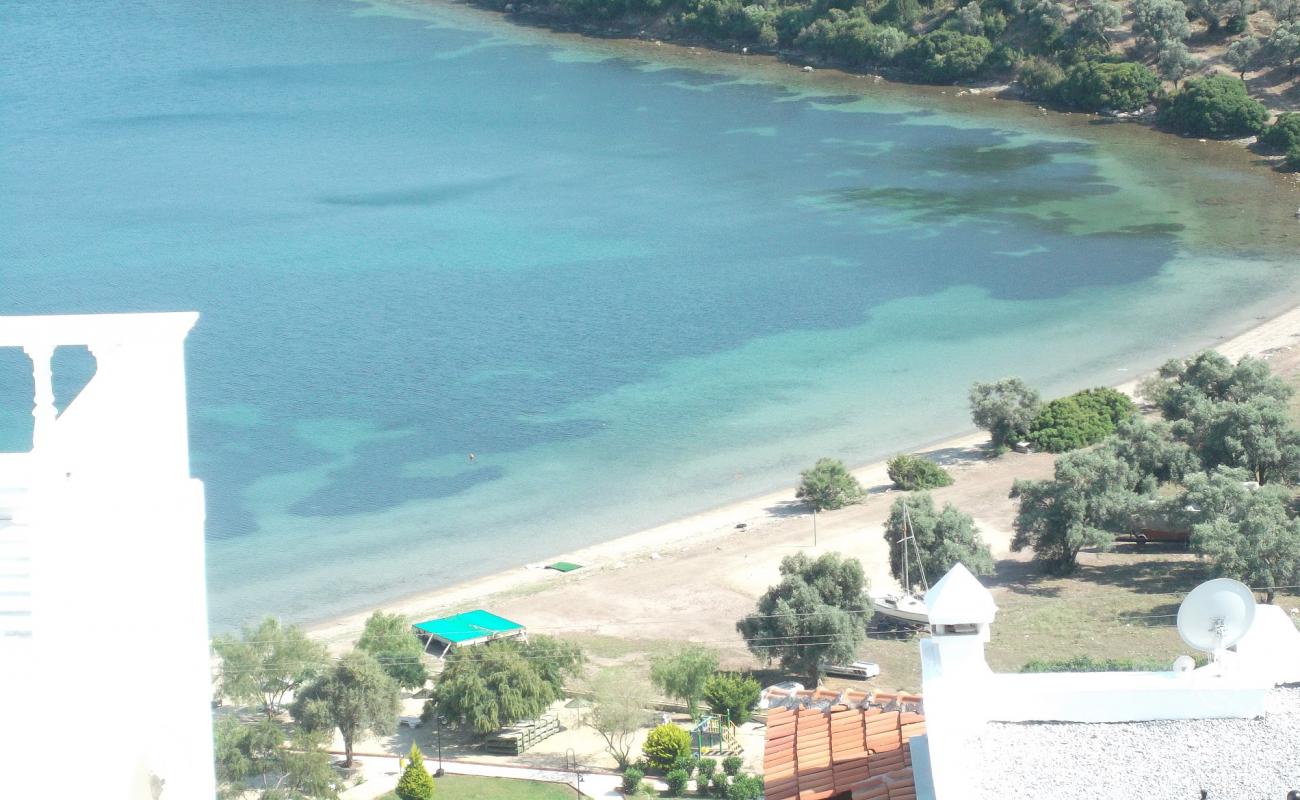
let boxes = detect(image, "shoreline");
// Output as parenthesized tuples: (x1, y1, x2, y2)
(308, 301, 1300, 649)
(393, 0, 1300, 184)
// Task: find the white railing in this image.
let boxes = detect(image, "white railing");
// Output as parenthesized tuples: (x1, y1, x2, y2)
(0, 312, 199, 493)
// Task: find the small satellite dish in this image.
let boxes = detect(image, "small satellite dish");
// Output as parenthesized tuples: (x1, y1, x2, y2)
(1171, 655, 1196, 674)
(1176, 578, 1256, 660)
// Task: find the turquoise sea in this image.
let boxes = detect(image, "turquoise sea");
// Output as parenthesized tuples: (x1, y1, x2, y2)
(2, 0, 1297, 630)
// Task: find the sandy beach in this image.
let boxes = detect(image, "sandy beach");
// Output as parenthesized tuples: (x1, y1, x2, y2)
(308, 303, 1300, 656)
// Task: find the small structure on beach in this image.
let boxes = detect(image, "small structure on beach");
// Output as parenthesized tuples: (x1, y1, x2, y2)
(412, 609, 526, 657)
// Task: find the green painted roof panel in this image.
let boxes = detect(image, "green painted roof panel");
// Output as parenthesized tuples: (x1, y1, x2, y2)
(413, 609, 525, 644)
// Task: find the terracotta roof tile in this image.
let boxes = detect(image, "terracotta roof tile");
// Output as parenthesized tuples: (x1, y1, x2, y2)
(763, 691, 925, 799)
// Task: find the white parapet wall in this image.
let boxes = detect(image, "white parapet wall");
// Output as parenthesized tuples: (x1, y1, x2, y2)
(0, 312, 214, 800)
(917, 563, 1291, 800)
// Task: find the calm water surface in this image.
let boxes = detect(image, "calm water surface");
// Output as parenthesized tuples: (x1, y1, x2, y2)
(2, 0, 1297, 628)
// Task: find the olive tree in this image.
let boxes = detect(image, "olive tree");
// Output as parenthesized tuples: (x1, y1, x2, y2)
(1157, 41, 1200, 86)
(588, 668, 653, 770)
(1133, 0, 1192, 48)
(356, 611, 428, 691)
(1225, 37, 1263, 78)
(1011, 447, 1148, 572)
(1263, 0, 1300, 20)
(736, 552, 868, 684)
(884, 493, 993, 590)
(212, 617, 330, 718)
(292, 650, 400, 768)
(1266, 21, 1300, 74)
(969, 377, 1042, 453)
(1187, 476, 1300, 603)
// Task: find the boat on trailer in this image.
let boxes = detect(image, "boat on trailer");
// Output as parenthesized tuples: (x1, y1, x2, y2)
(870, 592, 929, 625)
(869, 501, 930, 627)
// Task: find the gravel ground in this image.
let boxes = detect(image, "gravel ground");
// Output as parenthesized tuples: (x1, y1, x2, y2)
(966, 687, 1300, 800)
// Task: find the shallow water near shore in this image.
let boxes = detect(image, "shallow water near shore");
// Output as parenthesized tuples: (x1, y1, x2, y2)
(2, 0, 1298, 630)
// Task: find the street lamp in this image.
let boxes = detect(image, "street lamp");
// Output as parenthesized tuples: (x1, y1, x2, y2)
(434, 715, 445, 777)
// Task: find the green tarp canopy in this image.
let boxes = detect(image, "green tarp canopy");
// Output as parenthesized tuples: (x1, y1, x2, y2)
(412, 609, 526, 653)
(546, 561, 583, 573)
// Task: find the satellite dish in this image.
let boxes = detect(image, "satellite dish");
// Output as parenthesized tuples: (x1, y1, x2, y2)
(1171, 655, 1196, 674)
(1176, 578, 1256, 660)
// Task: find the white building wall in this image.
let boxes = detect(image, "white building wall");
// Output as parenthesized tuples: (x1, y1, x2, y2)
(0, 313, 214, 800)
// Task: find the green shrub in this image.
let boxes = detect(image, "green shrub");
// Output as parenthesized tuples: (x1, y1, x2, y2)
(1028, 387, 1135, 453)
(795, 10, 908, 67)
(671, 755, 698, 777)
(1287, 144, 1300, 171)
(1157, 75, 1269, 138)
(727, 775, 764, 800)
(1020, 655, 1173, 672)
(1261, 112, 1300, 152)
(642, 724, 692, 771)
(666, 768, 691, 796)
(721, 756, 744, 777)
(1018, 57, 1065, 100)
(906, 30, 993, 82)
(703, 672, 762, 726)
(697, 757, 717, 782)
(622, 767, 645, 794)
(710, 772, 730, 798)
(395, 743, 435, 800)
(1056, 61, 1160, 112)
(886, 453, 954, 490)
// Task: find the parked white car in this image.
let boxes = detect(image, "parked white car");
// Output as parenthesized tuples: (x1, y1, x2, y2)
(759, 680, 805, 708)
(820, 660, 880, 680)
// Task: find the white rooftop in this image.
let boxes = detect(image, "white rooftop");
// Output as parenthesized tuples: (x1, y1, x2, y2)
(924, 562, 997, 625)
(965, 686, 1300, 800)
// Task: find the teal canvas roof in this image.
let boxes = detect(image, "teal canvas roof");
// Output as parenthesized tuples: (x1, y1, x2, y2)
(413, 609, 525, 644)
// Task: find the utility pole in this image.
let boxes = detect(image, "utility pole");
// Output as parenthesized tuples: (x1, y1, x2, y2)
(812, 507, 818, 548)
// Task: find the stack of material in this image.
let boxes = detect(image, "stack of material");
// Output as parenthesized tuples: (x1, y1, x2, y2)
(761, 689, 925, 800)
(482, 715, 561, 755)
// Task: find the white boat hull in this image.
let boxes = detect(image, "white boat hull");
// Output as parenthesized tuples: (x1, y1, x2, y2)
(871, 595, 929, 625)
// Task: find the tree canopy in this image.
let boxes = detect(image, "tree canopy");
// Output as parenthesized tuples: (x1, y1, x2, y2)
(703, 672, 762, 727)
(589, 668, 653, 770)
(1011, 446, 1148, 571)
(796, 457, 864, 511)
(1056, 61, 1160, 112)
(969, 377, 1042, 452)
(1027, 387, 1135, 453)
(736, 552, 867, 683)
(1141, 352, 1300, 484)
(1187, 472, 1300, 603)
(886, 453, 954, 490)
(906, 30, 993, 82)
(356, 611, 429, 691)
(292, 650, 400, 768)
(885, 493, 994, 589)
(424, 636, 583, 735)
(212, 617, 330, 718)
(214, 717, 339, 800)
(1157, 75, 1269, 138)
(650, 645, 720, 719)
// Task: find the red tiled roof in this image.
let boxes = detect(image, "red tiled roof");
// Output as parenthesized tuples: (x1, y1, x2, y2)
(763, 690, 925, 800)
